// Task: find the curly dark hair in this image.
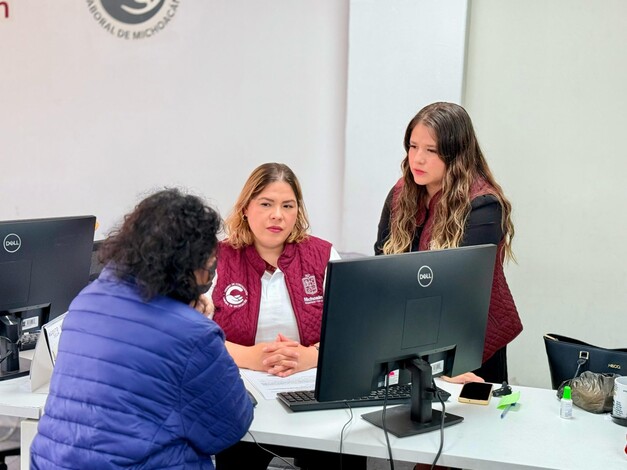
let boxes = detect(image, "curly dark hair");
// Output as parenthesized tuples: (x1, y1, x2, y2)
(99, 188, 221, 304)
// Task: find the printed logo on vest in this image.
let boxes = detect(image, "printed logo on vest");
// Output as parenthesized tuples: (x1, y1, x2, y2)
(304, 295, 323, 305)
(223, 283, 248, 308)
(302, 274, 318, 295)
(303, 274, 323, 305)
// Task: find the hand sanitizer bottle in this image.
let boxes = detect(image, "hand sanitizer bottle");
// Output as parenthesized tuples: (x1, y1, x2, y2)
(560, 385, 573, 419)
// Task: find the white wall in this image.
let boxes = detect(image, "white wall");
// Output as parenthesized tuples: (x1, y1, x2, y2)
(465, 0, 627, 387)
(342, 0, 468, 255)
(1, 0, 468, 256)
(0, 0, 349, 246)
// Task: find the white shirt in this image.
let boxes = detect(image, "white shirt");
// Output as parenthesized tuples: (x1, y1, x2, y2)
(255, 246, 340, 344)
(254, 268, 299, 343)
(208, 246, 340, 344)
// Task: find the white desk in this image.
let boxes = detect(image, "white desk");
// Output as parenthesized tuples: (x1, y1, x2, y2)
(0, 377, 46, 421)
(1, 376, 626, 469)
(242, 379, 627, 469)
(0, 348, 47, 470)
(0, 375, 46, 470)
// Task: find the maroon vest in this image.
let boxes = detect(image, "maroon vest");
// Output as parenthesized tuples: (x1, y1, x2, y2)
(392, 178, 523, 362)
(212, 237, 332, 347)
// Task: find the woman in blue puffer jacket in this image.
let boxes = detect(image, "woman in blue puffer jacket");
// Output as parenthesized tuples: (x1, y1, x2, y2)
(31, 188, 254, 469)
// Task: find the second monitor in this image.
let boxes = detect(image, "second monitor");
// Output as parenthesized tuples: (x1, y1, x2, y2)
(0, 216, 95, 380)
(315, 244, 496, 437)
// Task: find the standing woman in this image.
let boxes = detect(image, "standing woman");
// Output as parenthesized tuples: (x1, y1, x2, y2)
(30, 188, 254, 469)
(375, 102, 522, 384)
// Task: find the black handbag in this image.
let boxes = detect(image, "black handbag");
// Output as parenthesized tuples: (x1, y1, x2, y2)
(543, 333, 627, 390)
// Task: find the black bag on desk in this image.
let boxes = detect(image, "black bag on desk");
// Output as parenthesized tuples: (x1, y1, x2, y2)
(544, 333, 627, 390)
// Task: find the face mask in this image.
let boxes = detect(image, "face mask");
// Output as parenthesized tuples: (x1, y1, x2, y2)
(197, 282, 211, 295)
(196, 257, 217, 296)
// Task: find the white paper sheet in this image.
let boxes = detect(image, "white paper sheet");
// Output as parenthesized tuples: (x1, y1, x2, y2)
(240, 368, 317, 400)
(43, 312, 66, 365)
(29, 312, 67, 393)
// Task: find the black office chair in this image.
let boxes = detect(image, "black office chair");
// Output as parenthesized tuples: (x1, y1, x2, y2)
(0, 447, 19, 470)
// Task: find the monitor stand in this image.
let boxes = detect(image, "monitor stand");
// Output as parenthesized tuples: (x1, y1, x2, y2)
(362, 358, 463, 437)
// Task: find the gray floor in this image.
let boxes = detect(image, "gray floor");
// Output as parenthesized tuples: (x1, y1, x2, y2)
(367, 460, 414, 470)
(6, 455, 18, 470)
(0, 436, 20, 470)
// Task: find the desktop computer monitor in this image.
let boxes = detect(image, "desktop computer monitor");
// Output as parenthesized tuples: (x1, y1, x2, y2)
(0, 215, 96, 380)
(315, 244, 497, 437)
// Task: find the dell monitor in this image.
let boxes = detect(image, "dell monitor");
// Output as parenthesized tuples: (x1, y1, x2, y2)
(315, 244, 497, 437)
(0, 215, 95, 380)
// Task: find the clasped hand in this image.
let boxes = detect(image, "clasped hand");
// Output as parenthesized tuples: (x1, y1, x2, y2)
(261, 333, 317, 377)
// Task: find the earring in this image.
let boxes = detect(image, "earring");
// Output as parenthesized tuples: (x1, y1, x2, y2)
(242, 214, 247, 221)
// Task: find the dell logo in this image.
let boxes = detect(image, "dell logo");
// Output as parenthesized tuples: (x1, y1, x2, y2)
(417, 265, 433, 287)
(3, 233, 21, 253)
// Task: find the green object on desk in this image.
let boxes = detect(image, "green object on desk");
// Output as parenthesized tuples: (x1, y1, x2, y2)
(498, 391, 520, 419)
(500, 403, 516, 418)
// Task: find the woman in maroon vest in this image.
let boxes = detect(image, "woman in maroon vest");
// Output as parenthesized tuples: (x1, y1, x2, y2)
(212, 163, 367, 470)
(375, 102, 522, 385)
(211, 162, 338, 378)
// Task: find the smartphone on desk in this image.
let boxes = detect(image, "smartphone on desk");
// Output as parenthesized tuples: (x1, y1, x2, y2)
(458, 382, 493, 405)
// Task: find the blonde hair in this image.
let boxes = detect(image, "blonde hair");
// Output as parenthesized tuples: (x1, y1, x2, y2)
(225, 163, 310, 249)
(383, 102, 515, 262)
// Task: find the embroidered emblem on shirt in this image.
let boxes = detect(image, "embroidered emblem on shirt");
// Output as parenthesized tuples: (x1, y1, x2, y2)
(223, 283, 248, 308)
(302, 274, 318, 295)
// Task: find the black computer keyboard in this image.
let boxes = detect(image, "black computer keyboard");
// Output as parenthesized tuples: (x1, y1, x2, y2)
(276, 384, 450, 412)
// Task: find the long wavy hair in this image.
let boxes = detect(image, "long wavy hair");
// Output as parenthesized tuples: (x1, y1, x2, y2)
(225, 163, 310, 249)
(382, 102, 515, 261)
(99, 188, 221, 303)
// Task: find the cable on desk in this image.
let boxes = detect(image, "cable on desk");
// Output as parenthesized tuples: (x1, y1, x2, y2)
(0, 350, 12, 365)
(245, 430, 297, 469)
(339, 402, 354, 470)
(430, 378, 446, 470)
(0, 336, 17, 365)
(382, 367, 395, 470)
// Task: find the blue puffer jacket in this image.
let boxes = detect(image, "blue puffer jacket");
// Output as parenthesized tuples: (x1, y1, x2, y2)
(30, 268, 254, 469)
